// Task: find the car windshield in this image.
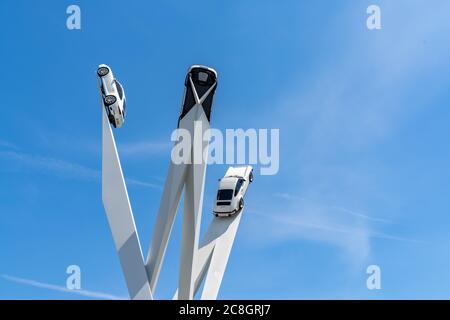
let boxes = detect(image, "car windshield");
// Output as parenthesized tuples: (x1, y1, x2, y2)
(234, 179, 244, 196)
(217, 189, 233, 200)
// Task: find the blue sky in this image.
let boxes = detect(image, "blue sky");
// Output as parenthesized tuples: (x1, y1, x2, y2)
(1, 0, 450, 299)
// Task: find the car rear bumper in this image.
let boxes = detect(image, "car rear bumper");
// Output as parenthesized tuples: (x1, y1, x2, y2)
(213, 209, 238, 217)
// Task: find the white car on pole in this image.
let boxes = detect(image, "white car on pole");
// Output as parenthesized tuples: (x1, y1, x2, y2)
(178, 65, 217, 127)
(97, 64, 127, 128)
(213, 166, 253, 217)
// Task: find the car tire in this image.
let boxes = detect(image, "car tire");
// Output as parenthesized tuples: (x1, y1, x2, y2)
(104, 95, 117, 106)
(249, 171, 254, 183)
(97, 66, 109, 77)
(239, 198, 244, 211)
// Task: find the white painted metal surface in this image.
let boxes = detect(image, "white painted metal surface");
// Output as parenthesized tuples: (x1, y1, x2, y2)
(173, 212, 243, 300)
(101, 107, 153, 300)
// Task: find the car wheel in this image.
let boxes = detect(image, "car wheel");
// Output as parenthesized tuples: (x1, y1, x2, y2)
(97, 66, 109, 77)
(239, 198, 244, 210)
(104, 95, 117, 106)
(249, 171, 254, 183)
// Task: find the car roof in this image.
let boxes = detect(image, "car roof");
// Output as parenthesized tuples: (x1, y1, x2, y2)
(219, 176, 238, 190)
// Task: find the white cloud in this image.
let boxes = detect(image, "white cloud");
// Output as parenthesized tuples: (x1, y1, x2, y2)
(330, 206, 392, 224)
(246, 192, 428, 264)
(248, 204, 372, 263)
(118, 140, 170, 158)
(243, 2, 446, 264)
(273, 193, 393, 223)
(0, 139, 19, 151)
(1, 274, 126, 300)
(0, 150, 161, 189)
(274, 2, 450, 156)
(273, 192, 393, 224)
(126, 177, 162, 190)
(0, 150, 99, 180)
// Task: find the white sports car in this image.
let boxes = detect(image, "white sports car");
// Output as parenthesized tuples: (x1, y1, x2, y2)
(97, 64, 127, 128)
(213, 166, 253, 217)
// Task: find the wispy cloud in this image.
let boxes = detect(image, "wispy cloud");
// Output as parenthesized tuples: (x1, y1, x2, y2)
(1, 274, 126, 300)
(330, 206, 392, 224)
(0, 150, 161, 189)
(0, 139, 19, 151)
(249, 209, 372, 263)
(0, 150, 99, 180)
(253, 210, 427, 245)
(126, 178, 162, 190)
(118, 140, 170, 158)
(253, 3, 449, 265)
(273, 192, 308, 202)
(273, 193, 392, 224)
(268, 2, 450, 164)
(369, 232, 430, 245)
(246, 191, 428, 264)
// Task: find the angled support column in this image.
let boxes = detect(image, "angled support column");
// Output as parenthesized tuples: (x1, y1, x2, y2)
(144, 106, 198, 294)
(145, 160, 188, 293)
(179, 109, 210, 299)
(144, 106, 207, 297)
(101, 108, 153, 300)
(146, 66, 217, 299)
(173, 212, 243, 300)
(201, 213, 242, 299)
